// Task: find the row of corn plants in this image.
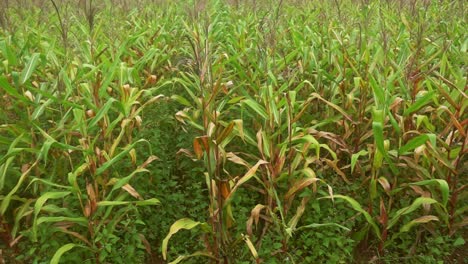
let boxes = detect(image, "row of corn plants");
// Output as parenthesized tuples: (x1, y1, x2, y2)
(0, 1, 172, 262)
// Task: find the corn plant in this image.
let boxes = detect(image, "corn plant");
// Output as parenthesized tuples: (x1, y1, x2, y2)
(0, 7, 164, 263)
(163, 5, 253, 262)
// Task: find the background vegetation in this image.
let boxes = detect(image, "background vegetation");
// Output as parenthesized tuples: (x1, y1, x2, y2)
(0, 0, 466, 263)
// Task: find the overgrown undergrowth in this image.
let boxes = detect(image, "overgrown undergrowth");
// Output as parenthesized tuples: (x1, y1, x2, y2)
(0, 0, 466, 263)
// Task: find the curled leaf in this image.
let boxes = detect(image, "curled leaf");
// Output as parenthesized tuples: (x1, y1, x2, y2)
(162, 218, 208, 260)
(400, 215, 439, 232)
(247, 204, 267, 236)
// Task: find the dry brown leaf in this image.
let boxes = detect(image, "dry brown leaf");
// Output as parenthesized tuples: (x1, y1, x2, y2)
(324, 159, 351, 183)
(378, 177, 391, 193)
(284, 178, 319, 201)
(247, 204, 266, 236)
(122, 184, 142, 200)
(138, 233, 152, 255)
(140, 155, 159, 169)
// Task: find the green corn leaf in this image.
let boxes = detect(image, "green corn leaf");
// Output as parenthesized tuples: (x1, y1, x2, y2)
(32, 191, 71, 241)
(399, 134, 436, 155)
(33, 125, 79, 163)
(292, 135, 320, 158)
(372, 121, 397, 174)
(296, 222, 350, 232)
(67, 163, 88, 189)
(322, 195, 380, 239)
(267, 92, 280, 125)
(162, 218, 209, 260)
(370, 76, 385, 108)
(12, 199, 34, 238)
(351, 150, 368, 173)
(372, 121, 385, 168)
(400, 215, 439, 232)
(51, 243, 76, 264)
(171, 95, 192, 107)
(27, 177, 72, 190)
(0, 76, 22, 99)
(135, 198, 161, 206)
(388, 111, 402, 135)
(110, 168, 149, 192)
(0, 156, 14, 192)
(169, 251, 217, 264)
(404, 91, 435, 116)
(243, 99, 268, 119)
(37, 216, 88, 226)
(20, 53, 40, 85)
(39, 138, 55, 164)
(98, 56, 122, 98)
(410, 179, 449, 207)
(31, 98, 53, 120)
(33, 193, 72, 215)
(416, 115, 435, 131)
(88, 98, 117, 128)
(97, 198, 160, 207)
(320, 144, 337, 160)
(96, 139, 147, 176)
(387, 197, 438, 230)
(1, 160, 38, 215)
(0, 40, 18, 66)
